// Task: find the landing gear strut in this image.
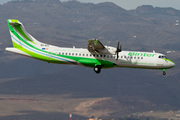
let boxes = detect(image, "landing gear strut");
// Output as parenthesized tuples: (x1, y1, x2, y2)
(94, 65, 102, 74)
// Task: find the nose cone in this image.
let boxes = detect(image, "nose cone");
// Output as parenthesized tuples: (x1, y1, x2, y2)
(171, 61, 175, 67)
(168, 59, 175, 68)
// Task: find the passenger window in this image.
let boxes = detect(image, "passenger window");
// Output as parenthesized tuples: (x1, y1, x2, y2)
(83, 54, 85, 56)
(131, 56, 133, 59)
(97, 55, 99, 57)
(72, 53, 74, 56)
(134, 57, 136, 59)
(86, 54, 88, 56)
(124, 56, 126, 58)
(65, 53, 67, 55)
(107, 55, 109, 58)
(76, 53, 78, 56)
(104, 55, 106, 57)
(141, 57, 143, 59)
(59, 52, 61, 55)
(90, 54, 92, 56)
(121, 56, 123, 58)
(69, 53, 71, 55)
(138, 57, 140, 59)
(93, 54, 95, 57)
(100, 55, 102, 57)
(62, 53, 64, 55)
(79, 54, 81, 56)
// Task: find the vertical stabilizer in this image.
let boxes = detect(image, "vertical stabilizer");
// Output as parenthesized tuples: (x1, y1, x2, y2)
(7, 19, 41, 48)
(6, 19, 45, 58)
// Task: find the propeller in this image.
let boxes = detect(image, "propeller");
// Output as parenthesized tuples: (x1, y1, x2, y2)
(116, 41, 122, 60)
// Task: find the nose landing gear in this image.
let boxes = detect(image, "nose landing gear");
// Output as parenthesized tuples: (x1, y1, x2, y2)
(162, 69, 166, 75)
(163, 71, 166, 75)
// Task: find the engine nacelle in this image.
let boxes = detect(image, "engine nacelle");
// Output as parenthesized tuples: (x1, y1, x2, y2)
(97, 46, 116, 55)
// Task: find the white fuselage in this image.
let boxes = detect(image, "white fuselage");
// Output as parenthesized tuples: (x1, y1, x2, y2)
(32, 44, 175, 69)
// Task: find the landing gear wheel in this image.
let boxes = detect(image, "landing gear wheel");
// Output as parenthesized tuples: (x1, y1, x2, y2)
(94, 65, 101, 74)
(163, 71, 166, 75)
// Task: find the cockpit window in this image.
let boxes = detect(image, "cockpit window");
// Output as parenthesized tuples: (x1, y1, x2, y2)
(158, 55, 168, 59)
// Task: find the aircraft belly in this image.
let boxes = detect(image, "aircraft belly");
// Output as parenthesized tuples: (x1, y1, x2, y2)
(78, 58, 116, 68)
(78, 59, 99, 67)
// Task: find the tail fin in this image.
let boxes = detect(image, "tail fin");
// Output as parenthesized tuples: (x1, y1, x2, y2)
(6, 19, 44, 57)
(7, 19, 41, 48)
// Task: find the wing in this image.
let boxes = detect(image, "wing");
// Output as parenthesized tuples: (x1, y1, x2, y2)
(87, 39, 105, 52)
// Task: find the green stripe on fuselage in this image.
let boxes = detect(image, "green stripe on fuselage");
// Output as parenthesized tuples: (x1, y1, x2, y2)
(12, 39, 115, 68)
(12, 41, 66, 63)
(163, 58, 175, 64)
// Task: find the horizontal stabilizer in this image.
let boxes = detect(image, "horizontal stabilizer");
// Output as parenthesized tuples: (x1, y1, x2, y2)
(5, 47, 31, 57)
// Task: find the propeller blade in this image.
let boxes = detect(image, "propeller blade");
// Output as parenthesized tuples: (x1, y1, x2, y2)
(117, 41, 120, 50)
(116, 52, 119, 60)
(116, 41, 122, 60)
(120, 43, 122, 52)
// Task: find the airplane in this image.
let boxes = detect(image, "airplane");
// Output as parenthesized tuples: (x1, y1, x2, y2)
(5, 19, 175, 75)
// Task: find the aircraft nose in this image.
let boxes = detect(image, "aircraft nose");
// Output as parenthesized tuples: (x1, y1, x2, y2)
(171, 62, 175, 67)
(169, 60, 175, 68)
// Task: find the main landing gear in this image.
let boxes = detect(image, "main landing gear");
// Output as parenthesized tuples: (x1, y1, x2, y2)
(162, 69, 166, 75)
(94, 65, 102, 74)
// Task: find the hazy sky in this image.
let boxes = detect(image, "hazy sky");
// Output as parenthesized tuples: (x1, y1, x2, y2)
(1, 0, 180, 10)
